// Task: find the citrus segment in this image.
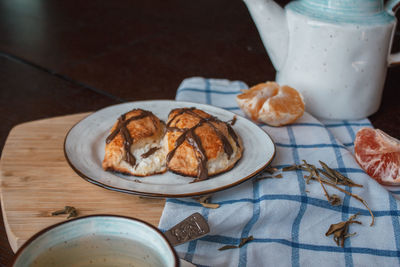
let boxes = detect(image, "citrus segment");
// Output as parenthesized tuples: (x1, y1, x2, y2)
(354, 128, 400, 185)
(236, 82, 304, 126)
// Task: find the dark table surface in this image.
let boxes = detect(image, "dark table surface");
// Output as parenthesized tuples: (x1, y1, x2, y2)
(0, 0, 399, 265)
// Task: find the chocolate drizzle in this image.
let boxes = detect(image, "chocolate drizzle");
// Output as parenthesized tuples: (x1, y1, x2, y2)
(166, 108, 241, 182)
(106, 109, 156, 167)
(141, 146, 160, 158)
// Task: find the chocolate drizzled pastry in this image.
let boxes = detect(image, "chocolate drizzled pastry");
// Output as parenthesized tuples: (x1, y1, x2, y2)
(165, 108, 243, 182)
(102, 109, 167, 176)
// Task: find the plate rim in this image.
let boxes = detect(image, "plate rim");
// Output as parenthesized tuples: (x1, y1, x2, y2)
(63, 100, 276, 198)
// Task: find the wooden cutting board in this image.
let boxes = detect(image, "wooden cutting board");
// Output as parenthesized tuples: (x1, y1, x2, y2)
(0, 113, 165, 252)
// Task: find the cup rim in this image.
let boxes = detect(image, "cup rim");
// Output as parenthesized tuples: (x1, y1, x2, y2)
(12, 214, 180, 267)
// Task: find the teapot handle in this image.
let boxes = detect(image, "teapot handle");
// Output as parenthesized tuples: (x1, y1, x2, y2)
(386, 0, 400, 66)
(389, 53, 400, 67)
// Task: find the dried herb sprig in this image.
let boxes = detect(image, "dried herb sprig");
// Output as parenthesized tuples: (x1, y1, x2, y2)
(52, 206, 78, 219)
(317, 173, 340, 205)
(218, 236, 254, 251)
(302, 160, 319, 184)
(283, 161, 374, 226)
(302, 160, 341, 206)
(301, 170, 374, 226)
(326, 213, 362, 247)
(319, 178, 374, 226)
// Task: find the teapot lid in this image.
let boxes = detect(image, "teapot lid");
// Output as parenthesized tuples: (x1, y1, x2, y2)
(288, 0, 394, 24)
(301, 0, 383, 14)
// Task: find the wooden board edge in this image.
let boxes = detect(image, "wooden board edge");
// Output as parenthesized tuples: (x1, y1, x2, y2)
(0, 112, 93, 252)
(0, 112, 92, 159)
(0, 190, 18, 253)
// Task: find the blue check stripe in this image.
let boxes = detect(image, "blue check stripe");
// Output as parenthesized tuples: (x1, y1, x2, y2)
(272, 165, 366, 174)
(276, 142, 348, 149)
(238, 177, 261, 266)
(343, 142, 354, 147)
(389, 193, 400, 264)
(341, 121, 357, 266)
(343, 121, 356, 141)
(221, 106, 240, 111)
(198, 235, 400, 257)
(158, 229, 400, 259)
(325, 122, 372, 128)
(160, 78, 399, 266)
(288, 126, 307, 267)
(205, 80, 212, 105)
(167, 195, 400, 217)
(177, 87, 242, 95)
(292, 122, 371, 128)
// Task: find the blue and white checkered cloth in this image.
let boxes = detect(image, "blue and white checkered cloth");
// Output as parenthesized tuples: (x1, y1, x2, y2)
(159, 77, 400, 267)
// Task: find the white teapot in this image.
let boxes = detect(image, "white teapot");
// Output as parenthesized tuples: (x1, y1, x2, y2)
(243, 0, 400, 119)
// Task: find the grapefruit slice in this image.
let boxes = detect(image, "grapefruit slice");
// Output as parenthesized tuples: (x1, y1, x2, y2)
(354, 128, 400, 185)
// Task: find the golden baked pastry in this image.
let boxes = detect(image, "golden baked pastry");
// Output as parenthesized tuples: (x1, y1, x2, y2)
(102, 109, 167, 176)
(165, 108, 243, 181)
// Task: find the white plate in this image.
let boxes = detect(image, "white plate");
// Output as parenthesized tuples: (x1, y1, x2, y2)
(64, 100, 275, 198)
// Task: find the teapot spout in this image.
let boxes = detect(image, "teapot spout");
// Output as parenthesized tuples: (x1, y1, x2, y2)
(243, 0, 288, 71)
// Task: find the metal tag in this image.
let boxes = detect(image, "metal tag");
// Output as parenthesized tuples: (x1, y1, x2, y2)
(164, 212, 210, 246)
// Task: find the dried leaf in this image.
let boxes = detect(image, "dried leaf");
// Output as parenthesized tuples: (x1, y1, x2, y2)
(282, 165, 299, 172)
(52, 206, 78, 219)
(64, 206, 75, 214)
(318, 167, 339, 184)
(200, 202, 220, 209)
(326, 221, 347, 236)
(255, 173, 283, 182)
(319, 161, 339, 181)
(264, 167, 279, 174)
(319, 161, 363, 188)
(238, 236, 254, 247)
(51, 209, 66, 216)
(322, 180, 374, 226)
(302, 160, 315, 184)
(218, 245, 238, 251)
(195, 195, 219, 209)
(329, 194, 342, 206)
(326, 213, 362, 247)
(67, 209, 78, 219)
(196, 195, 211, 203)
(218, 236, 254, 251)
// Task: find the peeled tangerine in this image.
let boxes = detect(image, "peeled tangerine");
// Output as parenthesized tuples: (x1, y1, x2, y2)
(236, 82, 305, 126)
(354, 128, 400, 185)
